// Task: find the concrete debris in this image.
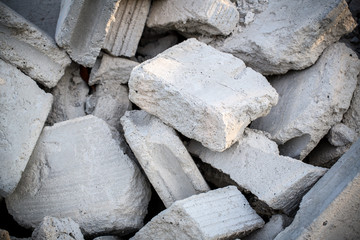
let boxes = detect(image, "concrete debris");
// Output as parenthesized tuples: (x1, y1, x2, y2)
(6, 116, 151, 235)
(275, 139, 360, 240)
(137, 33, 179, 61)
(147, 0, 239, 36)
(188, 128, 327, 214)
(327, 123, 357, 147)
(103, 0, 151, 57)
(342, 74, 360, 136)
(131, 186, 264, 240)
(252, 43, 360, 160)
(0, 229, 10, 240)
(129, 38, 278, 152)
(0, 59, 53, 197)
(0, 2, 71, 88)
(234, 0, 268, 25)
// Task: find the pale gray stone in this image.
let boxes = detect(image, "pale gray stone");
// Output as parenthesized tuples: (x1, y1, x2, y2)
(327, 123, 358, 147)
(343, 74, 360, 136)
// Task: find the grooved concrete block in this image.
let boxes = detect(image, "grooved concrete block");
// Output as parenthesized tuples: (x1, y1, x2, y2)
(327, 123, 357, 147)
(0, 59, 53, 197)
(131, 186, 264, 240)
(6, 116, 151, 235)
(275, 139, 360, 240)
(188, 128, 327, 214)
(147, 0, 239, 36)
(212, 0, 356, 75)
(103, 0, 151, 57)
(252, 43, 360, 160)
(121, 110, 210, 208)
(129, 38, 278, 152)
(0, 2, 71, 88)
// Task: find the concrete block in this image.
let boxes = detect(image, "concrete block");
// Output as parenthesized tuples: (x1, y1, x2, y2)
(103, 0, 151, 57)
(252, 43, 360, 160)
(327, 123, 357, 147)
(121, 110, 209, 207)
(343, 74, 360, 136)
(131, 186, 264, 240)
(129, 38, 278, 152)
(32, 216, 84, 240)
(147, 0, 239, 36)
(212, 0, 356, 75)
(0, 2, 71, 88)
(0, 59, 53, 197)
(188, 128, 327, 214)
(275, 139, 360, 240)
(6, 116, 151, 235)
(55, 0, 118, 67)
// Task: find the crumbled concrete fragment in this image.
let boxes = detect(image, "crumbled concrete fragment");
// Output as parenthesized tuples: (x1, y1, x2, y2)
(275, 139, 360, 240)
(327, 123, 357, 147)
(252, 43, 360, 160)
(0, 59, 53, 197)
(55, 0, 119, 67)
(32, 216, 84, 240)
(6, 116, 151, 235)
(188, 128, 327, 214)
(147, 0, 239, 36)
(0, 2, 71, 88)
(121, 110, 210, 208)
(212, 0, 356, 75)
(235, 0, 268, 25)
(0, 229, 10, 240)
(103, 0, 151, 57)
(131, 186, 264, 240)
(342, 75, 360, 136)
(129, 38, 278, 152)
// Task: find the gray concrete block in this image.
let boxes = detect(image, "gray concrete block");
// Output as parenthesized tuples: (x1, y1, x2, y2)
(327, 123, 357, 147)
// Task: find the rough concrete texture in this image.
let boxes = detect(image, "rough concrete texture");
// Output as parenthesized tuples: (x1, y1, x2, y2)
(6, 116, 151, 235)
(327, 123, 358, 147)
(121, 110, 210, 208)
(32, 216, 84, 240)
(147, 0, 239, 36)
(252, 43, 360, 160)
(188, 128, 327, 214)
(342, 74, 360, 136)
(55, 0, 118, 67)
(0, 229, 10, 240)
(212, 0, 356, 75)
(0, 2, 71, 88)
(0, 59, 53, 197)
(103, 0, 151, 57)
(129, 38, 278, 152)
(131, 186, 264, 240)
(275, 139, 360, 240)
(234, 0, 269, 26)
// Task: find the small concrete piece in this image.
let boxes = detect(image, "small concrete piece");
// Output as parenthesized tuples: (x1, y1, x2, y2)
(0, 229, 10, 240)
(188, 128, 327, 214)
(252, 43, 360, 160)
(6, 116, 151, 235)
(343, 75, 360, 136)
(327, 123, 357, 147)
(129, 38, 278, 152)
(121, 110, 210, 208)
(275, 139, 360, 240)
(0, 2, 71, 88)
(131, 186, 264, 240)
(147, 0, 239, 36)
(0, 59, 53, 197)
(103, 0, 151, 57)
(32, 216, 84, 240)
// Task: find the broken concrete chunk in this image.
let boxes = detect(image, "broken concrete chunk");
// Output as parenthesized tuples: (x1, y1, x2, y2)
(121, 110, 210, 208)
(6, 116, 151, 235)
(0, 229, 10, 240)
(252, 43, 360, 160)
(147, 0, 239, 36)
(0, 59, 53, 197)
(275, 139, 360, 240)
(234, 0, 269, 26)
(342, 74, 360, 136)
(212, 0, 356, 75)
(103, 0, 151, 57)
(188, 128, 327, 214)
(327, 123, 357, 147)
(0, 2, 71, 88)
(32, 216, 84, 240)
(131, 186, 264, 240)
(55, 0, 118, 67)
(129, 38, 278, 152)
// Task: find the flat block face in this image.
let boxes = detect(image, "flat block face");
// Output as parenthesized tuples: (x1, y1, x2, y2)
(121, 110, 209, 208)
(0, 59, 53, 197)
(6, 116, 151, 235)
(129, 38, 278, 152)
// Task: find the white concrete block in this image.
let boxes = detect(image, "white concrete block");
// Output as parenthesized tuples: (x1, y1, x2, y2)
(131, 186, 264, 240)
(0, 59, 53, 197)
(0, 2, 71, 88)
(252, 43, 360, 160)
(6, 116, 151, 235)
(327, 123, 357, 147)
(129, 38, 278, 152)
